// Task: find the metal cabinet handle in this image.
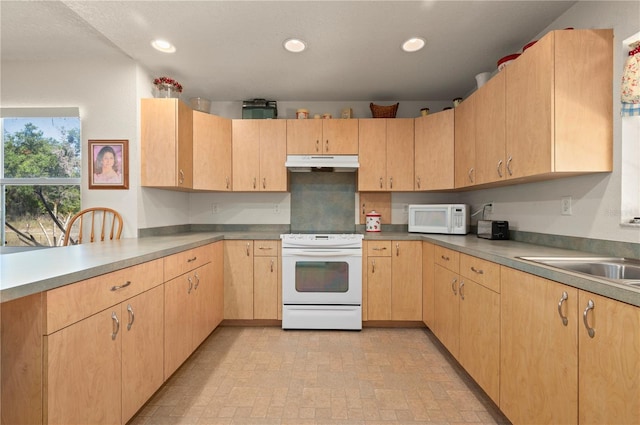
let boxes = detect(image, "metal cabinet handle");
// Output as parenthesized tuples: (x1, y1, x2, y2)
(226, 176, 230, 189)
(372, 247, 387, 251)
(194, 272, 200, 289)
(506, 156, 513, 176)
(468, 168, 474, 183)
(111, 312, 120, 340)
(258, 246, 273, 251)
(253, 177, 257, 189)
(362, 203, 366, 215)
(262, 177, 266, 189)
(316, 140, 320, 152)
(246, 242, 250, 256)
(497, 160, 504, 178)
(416, 176, 421, 189)
(396, 243, 399, 256)
(126, 304, 135, 331)
(459, 281, 465, 300)
(379, 177, 384, 189)
(178, 169, 185, 184)
(389, 177, 393, 189)
(325, 139, 329, 152)
(187, 276, 193, 294)
(557, 291, 569, 326)
(583, 299, 595, 338)
(470, 266, 484, 275)
(451, 278, 458, 295)
(270, 259, 274, 273)
(441, 255, 450, 261)
(187, 256, 197, 263)
(372, 259, 376, 273)
(111, 281, 131, 291)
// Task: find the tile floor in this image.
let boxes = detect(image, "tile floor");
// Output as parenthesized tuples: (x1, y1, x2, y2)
(130, 326, 511, 425)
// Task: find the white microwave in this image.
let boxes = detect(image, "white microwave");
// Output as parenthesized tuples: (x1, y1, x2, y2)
(408, 204, 470, 235)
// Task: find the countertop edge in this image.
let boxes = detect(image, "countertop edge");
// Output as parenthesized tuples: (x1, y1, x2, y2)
(3, 231, 639, 307)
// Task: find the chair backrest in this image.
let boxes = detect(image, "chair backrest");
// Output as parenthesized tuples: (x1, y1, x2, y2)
(63, 207, 123, 246)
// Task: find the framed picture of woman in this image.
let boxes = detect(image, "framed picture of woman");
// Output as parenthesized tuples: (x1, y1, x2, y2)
(88, 140, 129, 190)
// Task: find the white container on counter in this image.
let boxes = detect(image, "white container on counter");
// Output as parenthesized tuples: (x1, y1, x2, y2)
(366, 211, 381, 232)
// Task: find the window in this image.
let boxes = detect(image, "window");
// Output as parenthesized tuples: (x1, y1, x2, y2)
(1, 108, 81, 246)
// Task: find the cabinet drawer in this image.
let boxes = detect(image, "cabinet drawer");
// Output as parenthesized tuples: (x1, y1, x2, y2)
(164, 244, 213, 281)
(434, 246, 459, 272)
(459, 254, 500, 293)
(366, 241, 392, 257)
(254, 240, 279, 257)
(44, 259, 163, 334)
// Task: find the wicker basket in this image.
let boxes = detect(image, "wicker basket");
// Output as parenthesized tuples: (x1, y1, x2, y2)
(370, 102, 399, 118)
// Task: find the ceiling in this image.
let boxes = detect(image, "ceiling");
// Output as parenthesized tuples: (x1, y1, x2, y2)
(1, 0, 577, 102)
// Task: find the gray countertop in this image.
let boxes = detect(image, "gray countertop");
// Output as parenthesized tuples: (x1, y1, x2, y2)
(2, 231, 639, 307)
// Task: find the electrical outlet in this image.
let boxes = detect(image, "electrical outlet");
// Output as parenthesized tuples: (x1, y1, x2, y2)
(485, 203, 493, 214)
(274, 203, 280, 214)
(561, 196, 572, 215)
(403, 204, 409, 214)
(212, 203, 219, 214)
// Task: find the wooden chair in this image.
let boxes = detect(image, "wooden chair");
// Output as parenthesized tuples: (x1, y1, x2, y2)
(63, 207, 123, 246)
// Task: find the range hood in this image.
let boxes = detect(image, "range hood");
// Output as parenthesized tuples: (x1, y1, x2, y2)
(285, 155, 359, 172)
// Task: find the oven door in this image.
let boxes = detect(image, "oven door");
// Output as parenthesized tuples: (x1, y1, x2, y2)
(282, 248, 362, 305)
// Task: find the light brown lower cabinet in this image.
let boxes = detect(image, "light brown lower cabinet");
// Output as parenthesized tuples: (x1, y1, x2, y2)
(1, 242, 223, 425)
(365, 241, 422, 321)
(224, 240, 280, 320)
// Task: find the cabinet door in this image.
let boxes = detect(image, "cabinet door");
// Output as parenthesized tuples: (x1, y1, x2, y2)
(422, 242, 435, 327)
(254, 256, 278, 319)
(164, 273, 195, 378)
(176, 99, 194, 188)
(121, 286, 164, 424)
(232, 120, 261, 191)
(454, 94, 476, 188)
(323, 119, 358, 154)
(391, 241, 422, 320)
(578, 291, 640, 424)
(259, 120, 287, 191)
(414, 110, 454, 190)
(224, 241, 254, 319)
(505, 35, 554, 179)
(386, 119, 414, 191)
(193, 263, 214, 347)
(358, 119, 387, 191)
(500, 267, 578, 425)
(475, 70, 506, 185)
(286, 119, 322, 154)
(193, 111, 232, 191)
(458, 278, 500, 404)
(433, 265, 459, 357)
(211, 242, 225, 329)
(367, 256, 392, 320)
(45, 308, 122, 425)
(141, 98, 179, 187)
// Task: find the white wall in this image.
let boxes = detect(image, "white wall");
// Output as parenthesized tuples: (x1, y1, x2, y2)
(460, 0, 640, 243)
(1, 56, 141, 238)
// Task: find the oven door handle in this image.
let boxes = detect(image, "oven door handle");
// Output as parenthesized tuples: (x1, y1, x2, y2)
(286, 250, 361, 257)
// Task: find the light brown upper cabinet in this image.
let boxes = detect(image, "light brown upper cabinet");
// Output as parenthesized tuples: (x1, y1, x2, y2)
(454, 94, 476, 188)
(141, 98, 193, 189)
(286, 119, 358, 155)
(359, 118, 414, 191)
(415, 109, 455, 190)
(232, 119, 287, 191)
(475, 70, 506, 185)
(504, 29, 613, 180)
(193, 111, 232, 191)
(141, 99, 233, 191)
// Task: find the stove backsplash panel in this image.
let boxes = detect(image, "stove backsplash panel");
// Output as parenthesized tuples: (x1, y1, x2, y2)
(290, 172, 356, 233)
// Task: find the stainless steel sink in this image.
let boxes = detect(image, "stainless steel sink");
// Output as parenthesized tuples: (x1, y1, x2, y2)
(518, 256, 640, 287)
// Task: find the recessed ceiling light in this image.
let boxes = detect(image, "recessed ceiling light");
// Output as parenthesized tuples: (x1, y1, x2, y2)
(402, 37, 426, 53)
(151, 39, 176, 53)
(283, 38, 306, 53)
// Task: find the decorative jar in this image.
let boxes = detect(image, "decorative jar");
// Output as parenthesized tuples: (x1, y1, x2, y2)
(155, 83, 181, 99)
